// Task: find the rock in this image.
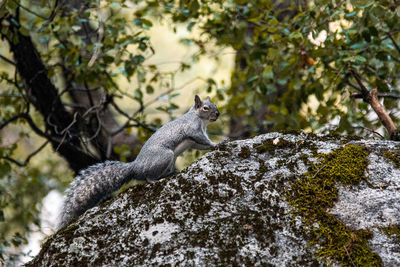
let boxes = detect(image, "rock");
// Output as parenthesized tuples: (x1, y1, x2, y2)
(27, 133, 400, 266)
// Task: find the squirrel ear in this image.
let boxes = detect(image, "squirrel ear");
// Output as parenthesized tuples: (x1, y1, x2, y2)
(194, 95, 202, 109)
(206, 96, 211, 101)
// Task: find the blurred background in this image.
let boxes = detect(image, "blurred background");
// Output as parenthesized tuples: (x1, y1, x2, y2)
(0, 0, 399, 264)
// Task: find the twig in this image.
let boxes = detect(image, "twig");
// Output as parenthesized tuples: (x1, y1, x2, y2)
(0, 113, 26, 130)
(352, 92, 400, 99)
(386, 32, 400, 55)
(344, 245, 356, 267)
(87, 110, 103, 141)
(0, 54, 16, 66)
(390, 54, 400, 63)
(40, 0, 65, 29)
(110, 100, 156, 134)
(346, 81, 361, 92)
(20, 114, 52, 139)
(348, 69, 370, 101)
(0, 141, 49, 167)
(11, 0, 49, 20)
(353, 125, 384, 139)
(59, 112, 79, 135)
(83, 81, 95, 107)
(88, 22, 104, 67)
(312, 164, 326, 179)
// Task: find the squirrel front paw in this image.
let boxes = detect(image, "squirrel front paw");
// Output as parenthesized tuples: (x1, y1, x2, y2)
(218, 139, 229, 145)
(214, 139, 229, 150)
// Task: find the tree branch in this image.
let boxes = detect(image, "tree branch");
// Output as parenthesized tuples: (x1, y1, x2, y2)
(346, 81, 361, 92)
(353, 125, 384, 139)
(0, 141, 49, 167)
(368, 88, 399, 140)
(3, 15, 98, 172)
(110, 100, 156, 135)
(1, 112, 63, 144)
(0, 54, 16, 65)
(11, 0, 49, 20)
(348, 69, 370, 102)
(349, 68, 399, 141)
(0, 113, 26, 131)
(40, 0, 65, 29)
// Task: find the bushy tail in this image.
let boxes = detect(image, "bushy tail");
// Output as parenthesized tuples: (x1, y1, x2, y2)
(58, 161, 136, 230)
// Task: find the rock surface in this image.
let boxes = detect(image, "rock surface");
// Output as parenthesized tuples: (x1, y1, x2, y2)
(28, 133, 400, 266)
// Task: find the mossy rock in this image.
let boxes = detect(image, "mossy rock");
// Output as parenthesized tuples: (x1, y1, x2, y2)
(28, 133, 400, 266)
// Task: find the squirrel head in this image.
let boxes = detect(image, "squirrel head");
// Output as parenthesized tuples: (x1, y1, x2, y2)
(194, 95, 220, 123)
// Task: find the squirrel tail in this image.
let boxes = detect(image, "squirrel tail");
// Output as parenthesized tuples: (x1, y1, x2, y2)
(58, 161, 137, 230)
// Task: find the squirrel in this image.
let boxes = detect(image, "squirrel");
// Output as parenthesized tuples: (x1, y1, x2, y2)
(58, 95, 222, 229)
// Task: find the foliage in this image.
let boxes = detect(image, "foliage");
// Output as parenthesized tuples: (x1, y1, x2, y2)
(140, 0, 400, 136)
(0, 0, 400, 263)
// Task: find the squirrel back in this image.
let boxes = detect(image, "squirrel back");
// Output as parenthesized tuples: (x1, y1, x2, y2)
(58, 95, 221, 229)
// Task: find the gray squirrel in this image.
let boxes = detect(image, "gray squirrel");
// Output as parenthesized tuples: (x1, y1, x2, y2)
(58, 95, 222, 229)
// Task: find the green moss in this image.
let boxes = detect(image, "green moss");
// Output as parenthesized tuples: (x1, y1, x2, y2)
(215, 142, 229, 151)
(382, 150, 400, 168)
(287, 145, 382, 266)
(57, 224, 79, 236)
(238, 146, 251, 159)
(252, 138, 296, 155)
(380, 225, 400, 239)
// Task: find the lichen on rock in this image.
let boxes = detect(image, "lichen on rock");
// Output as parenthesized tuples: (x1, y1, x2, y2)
(27, 133, 400, 266)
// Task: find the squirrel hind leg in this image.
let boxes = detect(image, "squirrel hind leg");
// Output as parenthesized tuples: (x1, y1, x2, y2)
(145, 150, 175, 183)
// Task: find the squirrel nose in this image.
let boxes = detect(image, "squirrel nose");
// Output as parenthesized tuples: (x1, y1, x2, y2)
(216, 111, 220, 117)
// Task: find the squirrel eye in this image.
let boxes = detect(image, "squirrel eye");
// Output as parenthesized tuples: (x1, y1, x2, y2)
(203, 106, 209, 111)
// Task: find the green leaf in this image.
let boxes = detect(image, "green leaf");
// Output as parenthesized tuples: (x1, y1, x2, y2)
(355, 55, 367, 62)
(289, 31, 303, 41)
(71, 25, 81, 32)
(169, 103, 179, 110)
(103, 56, 114, 64)
(187, 21, 196, 31)
(19, 27, 30, 36)
(170, 93, 180, 99)
(269, 18, 279, 25)
(146, 85, 154, 94)
(350, 0, 374, 8)
(343, 57, 355, 62)
(368, 26, 378, 37)
(132, 55, 145, 64)
(134, 89, 143, 101)
(350, 42, 366, 49)
(6, 0, 18, 11)
(247, 75, 259, 83)
(345, 11, 357, 18)
(141, 18, 153, 27)
(263, 66, 274, 79)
